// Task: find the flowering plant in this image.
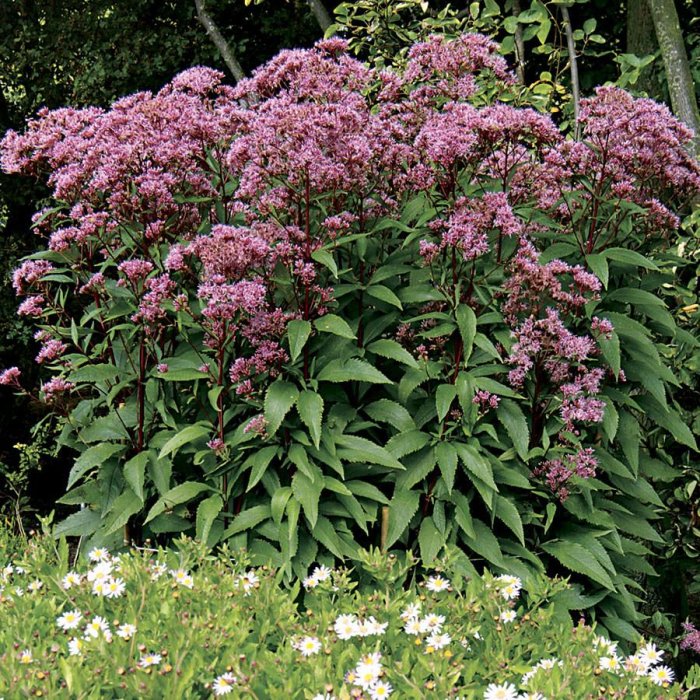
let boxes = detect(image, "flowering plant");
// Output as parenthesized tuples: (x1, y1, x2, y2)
(0, 530, 698, 698)
(1, 33, 698, 636)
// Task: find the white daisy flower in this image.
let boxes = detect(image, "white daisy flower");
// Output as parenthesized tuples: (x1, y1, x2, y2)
(647, 665, 674, 686)
(92, 580, 108, 597)
(599, 655, 622, 673)
(296, 636, 321, 657)
(212, 672, 237, 695)
(499, 610, 517, 623)
(116, 623, 136, 640)
(639, 642, 664, 667)
(425, 574, 451, 592)
(303, 575, 320, 590)
(68, 637, 83, 656)
(311, 564, 332, 582)
(18, 649, 33, 664)
(62, 571, 83, 589)
(400, 602, 421, 621)
(483, 682, 519, 700)
(27, 579, 43, 593)
(84, 615, 112, 642)
(87, 560, 113, 583)
(170, 568, 194, 588)
(625, 653, 649, 675)
(105, 577, 126, 598)
(312, 694, 336, 700)
(149, 562, 167, 580)
(404, 617, 423, 635)
(57, 609, 83, 631)
(240, 571, 258, 594)
(426, 632, 451, 650)
(593, 636, 618, 655)
(138, 652, 162, 668)
(334, 614, 359, 640)
(88, 547, 110, 562)
(421, 613, 445, 633)
(369, 680, 393, 699)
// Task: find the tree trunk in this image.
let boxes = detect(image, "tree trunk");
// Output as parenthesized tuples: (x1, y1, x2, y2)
(626, 0, 661, 96)
(194, 0, 245, 83)
(512, 0, 526, 84)
(308, 0, 333, 34)
(649, 0, 700, 157)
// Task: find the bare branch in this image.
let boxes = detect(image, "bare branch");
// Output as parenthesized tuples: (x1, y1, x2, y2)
(513, 0, 526, 84)
(194, 0, 245, 83)
(560, 5, 581, 138)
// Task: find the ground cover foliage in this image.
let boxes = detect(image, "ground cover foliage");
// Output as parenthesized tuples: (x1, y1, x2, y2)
(0, 25, 699, 651)
(1, 531, 699, 698)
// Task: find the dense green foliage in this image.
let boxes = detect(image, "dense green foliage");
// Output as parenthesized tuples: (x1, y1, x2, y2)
(0, 531, 698, 697)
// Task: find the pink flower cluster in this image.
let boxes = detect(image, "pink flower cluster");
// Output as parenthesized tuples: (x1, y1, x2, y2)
(533, 448, 598, 502)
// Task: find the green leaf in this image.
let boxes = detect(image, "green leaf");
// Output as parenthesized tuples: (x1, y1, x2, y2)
(604, 247, 658, 270)
(68, 443, 125, 488)
(54, 508, 101, 538)
(69, 363, 121, 383)
(317, 358, 392, 384)
(287, 320, 312, 362)
(346, 480, 390, 504)
(455, 444, 498, 490)
(222, 504, 271, 538)
(145, 481, 211, 523)
(586, 254, 608, 288)
(314, 314, 356, 339)
(311, 248, 338, 278)
(385, 430, 431, 459)
(494, 494, 525, 545)
(436, 384, 457, 422)
(264, 380, 299, 436)
(245, 446, 279, 491)
(101, 489, 143, 536)
(296, 391, 324, 449)
(455, 304, 477, 363)
(365, 399, 415, 432)
(461, 518, 504, 568)
(617, 411, 639, 476)
(292, 471, 323, 529)
(601, 397, 619, 442)
(452, 492, 475, 538)
(335, 434, 404, 469)
(313, 515, 348, 558)
(385, 489, 421, 548)
(497, 399, 530, 461)
(366, 284, 403, 309)
(541, 541, 615, 590)
(436, 442, 458, 494)
(196, 495, 223, 543)
(366, 339, 418, 368)
(418, 517, 443, 564)
(598, 330, 621, 378)
(271, 487, 292, 524)
(159, 424, 211, 460)
(123, 451, 149, 502)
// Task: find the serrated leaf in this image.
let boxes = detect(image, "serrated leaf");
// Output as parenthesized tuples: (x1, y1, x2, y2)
(494, 494, 525, 545)
(196, 495, 223, 542)
(68, 443, 125, 489)
(123, 451, 149, 502)
(436, 442, 458, 494)
(296, 391, 323, 449)
(461, 518, 504, 568)
(452, 492, 475, 538)
(385, 430, 431, 458)
(292, 471, 323, 529)
(436, 383, 457, 422)
(366, 339, 418, 368)
(54, 508, 101, 538)
(604, 247, 658, 270)
(264, 380, 299, 436)
(145, 481, 211, 523)
(601, 397, 619, 442)
(287, 319, 312, 362)
(598, 329, 621, 378)
(617, 411, 639, 476)
(245, 446, 279, 491)
(69, 363, 120, 383)
(586, 253, 608, 288)
(366, 284, 403, 309)
(314, 314, 356, 339)
(222, 504, 271, 539)
(456, 443, 498, 490)
(497, 399, 530, 461)
(385, 489, 421, 548)
(317, 358, 392, 384)
(311, 248, 338, 277)
(365, 399, 415, 432)
(346, 480, 390, 504)
(335, 434, 404, 469)
(418, 517, 443, 564)
(455, 304, 477, 363)
(159, 424, 211, 460)
(541, 541, 615, 590)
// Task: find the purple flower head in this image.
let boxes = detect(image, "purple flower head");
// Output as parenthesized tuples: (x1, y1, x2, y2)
(41, 377, 75, 403)
(12, 260, 54, 295)
(0, 367, 21, 387)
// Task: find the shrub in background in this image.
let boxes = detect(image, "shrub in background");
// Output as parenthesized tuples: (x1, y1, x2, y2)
(1, 33, 698, 640)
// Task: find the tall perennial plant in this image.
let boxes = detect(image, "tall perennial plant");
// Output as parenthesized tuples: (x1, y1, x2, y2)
(1, 34, 698, 636)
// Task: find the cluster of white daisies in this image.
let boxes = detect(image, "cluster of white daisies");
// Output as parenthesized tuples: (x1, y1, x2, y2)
(594, 635, 675, 686)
